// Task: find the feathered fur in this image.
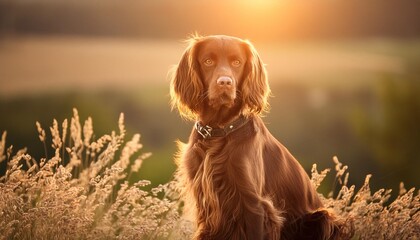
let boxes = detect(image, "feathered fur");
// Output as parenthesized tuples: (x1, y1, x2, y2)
(170, 34, 353, 240)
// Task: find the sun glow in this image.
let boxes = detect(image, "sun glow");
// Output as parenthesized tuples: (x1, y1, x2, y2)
(239, 0, 281, 10)
(233, 0, 289, 41)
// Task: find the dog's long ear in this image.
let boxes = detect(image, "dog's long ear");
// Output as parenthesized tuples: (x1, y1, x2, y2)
(241, 40, 271, 115)
(170, 37, 204, 120)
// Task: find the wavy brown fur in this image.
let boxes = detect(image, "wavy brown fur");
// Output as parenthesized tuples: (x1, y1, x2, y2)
(170, 34, 353, 240)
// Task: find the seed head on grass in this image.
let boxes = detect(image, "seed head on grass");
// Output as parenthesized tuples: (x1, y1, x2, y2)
(0, 109, 418, 239)
(0, 109, 189, 240)
(315, 157, 420, 240)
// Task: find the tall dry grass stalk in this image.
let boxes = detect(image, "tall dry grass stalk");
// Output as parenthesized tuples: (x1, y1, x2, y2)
(311, 157, 419, 240)
(0, 109, 418, 239)
(0, 109, 192, 240)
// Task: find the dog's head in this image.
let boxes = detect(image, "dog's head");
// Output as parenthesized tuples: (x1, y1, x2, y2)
(170, 34, 270, 120)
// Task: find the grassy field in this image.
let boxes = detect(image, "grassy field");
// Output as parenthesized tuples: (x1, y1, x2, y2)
(0, 111, 418, 239)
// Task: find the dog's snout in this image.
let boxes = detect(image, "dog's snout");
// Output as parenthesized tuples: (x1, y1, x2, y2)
(217, 76, 233, 86)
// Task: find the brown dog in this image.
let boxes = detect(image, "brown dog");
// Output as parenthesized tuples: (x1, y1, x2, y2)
(170, 34, 350, 240)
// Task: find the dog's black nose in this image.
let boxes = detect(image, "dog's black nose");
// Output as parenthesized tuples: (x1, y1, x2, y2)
(217, 76, 233, 86)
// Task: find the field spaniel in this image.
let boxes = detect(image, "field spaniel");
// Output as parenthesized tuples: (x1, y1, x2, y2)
(170, 34, 352, 240)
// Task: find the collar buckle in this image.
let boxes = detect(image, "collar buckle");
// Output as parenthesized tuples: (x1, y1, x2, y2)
(195, 122, 213, 139)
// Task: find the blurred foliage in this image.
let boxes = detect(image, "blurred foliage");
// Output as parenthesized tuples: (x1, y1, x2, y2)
(0, 1, 419, 41)
(353, 68, 420, 190)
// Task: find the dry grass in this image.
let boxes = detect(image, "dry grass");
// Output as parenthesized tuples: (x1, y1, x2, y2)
(0, 109, 418, 239)
(312, 158, 419, 240)
(0, 109, 192, 240)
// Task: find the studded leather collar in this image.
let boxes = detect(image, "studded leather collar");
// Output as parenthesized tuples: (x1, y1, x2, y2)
(195, 115, 249, 139)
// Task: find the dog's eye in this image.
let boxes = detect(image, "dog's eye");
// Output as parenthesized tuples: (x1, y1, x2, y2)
(232, 60, 241, 66)
(204, 59, 214, 66)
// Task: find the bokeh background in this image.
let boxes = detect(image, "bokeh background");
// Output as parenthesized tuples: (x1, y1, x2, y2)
(1, 0, 419, 195)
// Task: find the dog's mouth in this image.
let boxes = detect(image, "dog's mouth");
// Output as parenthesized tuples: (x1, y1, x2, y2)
(208, 90, 236, 109)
